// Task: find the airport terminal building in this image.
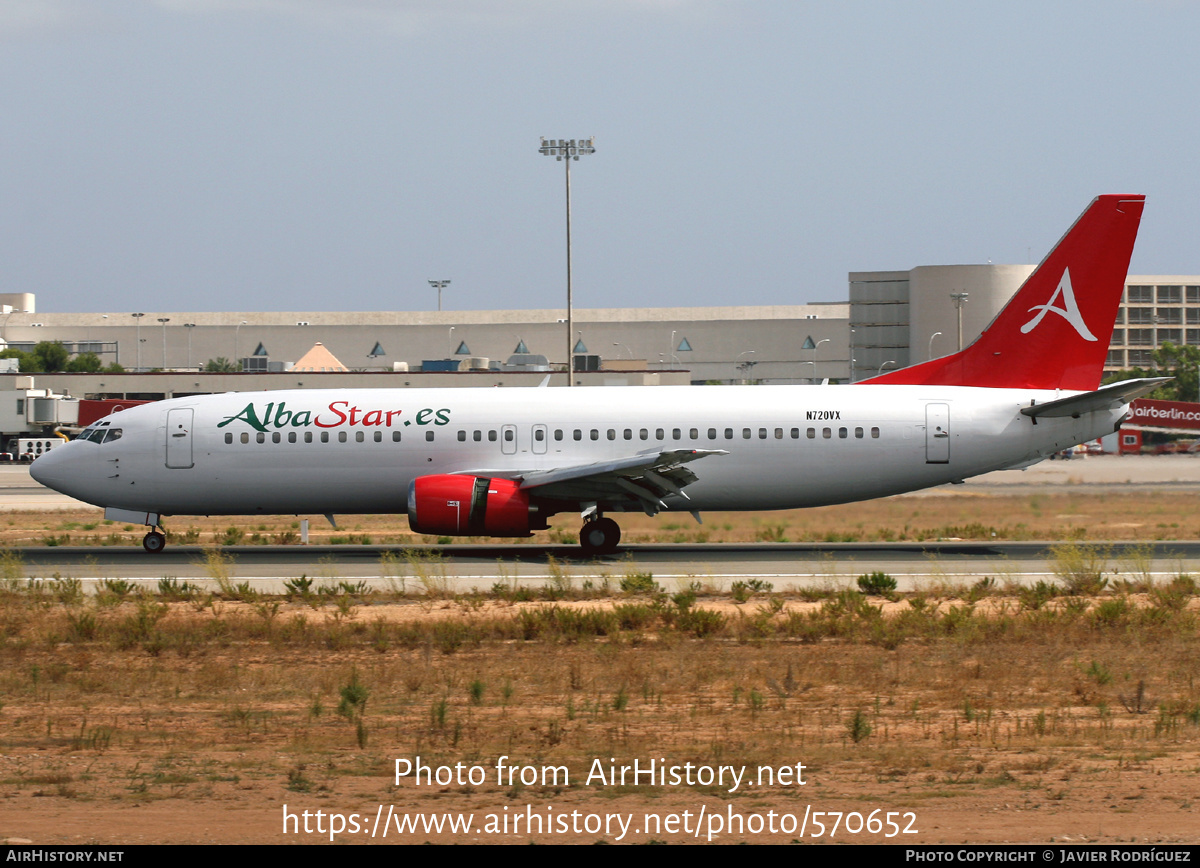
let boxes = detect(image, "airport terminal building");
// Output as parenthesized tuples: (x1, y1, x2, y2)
(0, 266, 1197, 398)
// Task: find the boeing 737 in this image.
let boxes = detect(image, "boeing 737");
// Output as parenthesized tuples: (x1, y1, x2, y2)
(31, 195, 1163, 554)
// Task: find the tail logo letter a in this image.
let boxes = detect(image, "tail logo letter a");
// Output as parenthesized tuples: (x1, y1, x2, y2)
(1020, 268, 1098, 341)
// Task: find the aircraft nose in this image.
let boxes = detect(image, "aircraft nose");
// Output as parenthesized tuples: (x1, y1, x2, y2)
(29, 444, 77, 491)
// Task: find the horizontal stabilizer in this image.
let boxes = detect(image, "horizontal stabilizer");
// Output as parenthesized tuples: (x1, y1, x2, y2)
(1020, 377, 1170, 419)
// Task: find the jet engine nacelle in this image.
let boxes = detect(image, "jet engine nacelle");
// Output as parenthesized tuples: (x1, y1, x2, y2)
(407, 475, 532, 537)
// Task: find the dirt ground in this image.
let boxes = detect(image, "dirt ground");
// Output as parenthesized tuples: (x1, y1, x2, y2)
(3, 592, 1199, 845)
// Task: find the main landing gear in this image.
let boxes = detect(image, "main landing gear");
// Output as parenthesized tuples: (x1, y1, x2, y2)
(579, 516, 621, 555)
(143, 529, 166, 554)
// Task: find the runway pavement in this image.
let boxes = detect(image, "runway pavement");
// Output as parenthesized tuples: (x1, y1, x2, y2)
(11, 540, 1200, 591)
(6, 454, 1200, 588)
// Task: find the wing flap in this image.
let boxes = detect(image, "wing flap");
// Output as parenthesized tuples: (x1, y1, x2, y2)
(516, 448, 727, 513)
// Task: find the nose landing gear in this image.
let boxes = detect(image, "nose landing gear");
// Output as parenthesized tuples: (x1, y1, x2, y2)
(579, 516, 621, 555)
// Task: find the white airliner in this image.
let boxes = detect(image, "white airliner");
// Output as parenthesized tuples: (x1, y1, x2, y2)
(32, 195, 1163, 554)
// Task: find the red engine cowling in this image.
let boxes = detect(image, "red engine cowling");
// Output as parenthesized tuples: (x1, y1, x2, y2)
(408, 475, 532, 537)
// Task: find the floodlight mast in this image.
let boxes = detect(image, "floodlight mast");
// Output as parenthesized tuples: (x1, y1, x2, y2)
(539, 137, 595, 387)
(428, 280, 451, 312)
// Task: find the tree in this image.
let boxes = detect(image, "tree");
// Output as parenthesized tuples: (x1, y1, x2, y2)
(27, 341, 70, 372)
(65, 352, 104, 373)
(1103, 341, 1200, 402)
(203, 357, 239, 373)
(1152, 342, 1200, 403)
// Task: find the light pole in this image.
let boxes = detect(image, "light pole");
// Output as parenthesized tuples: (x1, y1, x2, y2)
(928, 331, 943, 360)
(813, 338, 830, 383)
(131, 313, 144, 371)
(157, 317, 170, 369)
(878, 360, 897, 376)
(950, 292, 969, 351)
(539, 136, 595, 387)
(428, 280, 451, 312)
(234, 320, 247, 370)
(184, 323, 196, 369)
(735, 350, 756, 384)
(612, 342, 633, 359)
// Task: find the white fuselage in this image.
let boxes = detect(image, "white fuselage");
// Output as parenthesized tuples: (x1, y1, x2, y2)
(31, 383, 1121, 520)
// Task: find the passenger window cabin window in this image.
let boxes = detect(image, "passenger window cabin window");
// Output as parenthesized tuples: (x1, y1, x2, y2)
(775, 428, 783, 439)
(339, 431, 347, 443)
(256, 432, 265, 444)
(807, 428, 816, 439)
(272, 432, 281, 443)
(458, 431, 467, 442)
(356, 431, 364, 443)
(672, 428, 682, 440)
(790, 428, 800, 439)
(288, 432, 296, 443)
(759, 428, 767, 439)
(321, 432, 329, 443)
(871, 427, 880, 439)
(656, 429, 665, 440)
(535, 429, 545, 442)
(743, 428, 751, 439)
(708, 428, 717, 439)
(607, 429, 616, 441)
(623, 429, 632, 440)
(725, 428, 733, 439)
(639, 429, 648, 440)
(855, 427, 864, 439)
(374, 431, 382, 442)
(591, 429, 600, 441)
(504, 429, 514, 442)
(573, 429, 582, 441)
(473, 430, 482, 441)
(426, 431, 435, 442)
(689, 428, 699, 439)
(225, 433, 233, 444)
(393, 431, 402, 442)
(241, 433, 249, 444)
(822, 428, 831, 439)
(305, 432, 314, 443)
(554, 430, 563, 441)
(838, 427, 848, 439)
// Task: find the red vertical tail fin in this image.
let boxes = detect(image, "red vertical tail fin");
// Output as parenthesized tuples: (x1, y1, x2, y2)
(865, 195, 1144, 391)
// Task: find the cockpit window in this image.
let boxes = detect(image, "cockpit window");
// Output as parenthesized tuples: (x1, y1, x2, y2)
(78, 426, 122, 444)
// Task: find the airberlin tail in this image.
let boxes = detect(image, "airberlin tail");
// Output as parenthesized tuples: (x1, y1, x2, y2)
(865, 195, 1145, 392)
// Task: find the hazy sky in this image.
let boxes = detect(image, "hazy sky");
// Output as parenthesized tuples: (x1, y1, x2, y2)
(2, 1, 1197, 314)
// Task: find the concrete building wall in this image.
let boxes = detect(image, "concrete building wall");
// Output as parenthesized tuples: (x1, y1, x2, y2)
(0, 303, 852, 387)
(908, 264, 1035, 360)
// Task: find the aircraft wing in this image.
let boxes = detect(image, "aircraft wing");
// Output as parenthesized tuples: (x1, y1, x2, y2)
(459, 449, 727, 515)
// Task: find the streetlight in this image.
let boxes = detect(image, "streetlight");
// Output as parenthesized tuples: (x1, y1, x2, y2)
(157, 317, 170, 368)
(234, 320, 247, 370)
(184, 323, 196, 369)
(950, 292, 969, 351)
(131, 313, 144, 371)
(539, 136, 595, 387)
(878, 360, 897, 376)
(612, 342, 633, 359)
(735, 350, 756, 384)
(928, 331, 943, 360)
(428, 280, 451, 312)
(813, 338, 830, 383)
